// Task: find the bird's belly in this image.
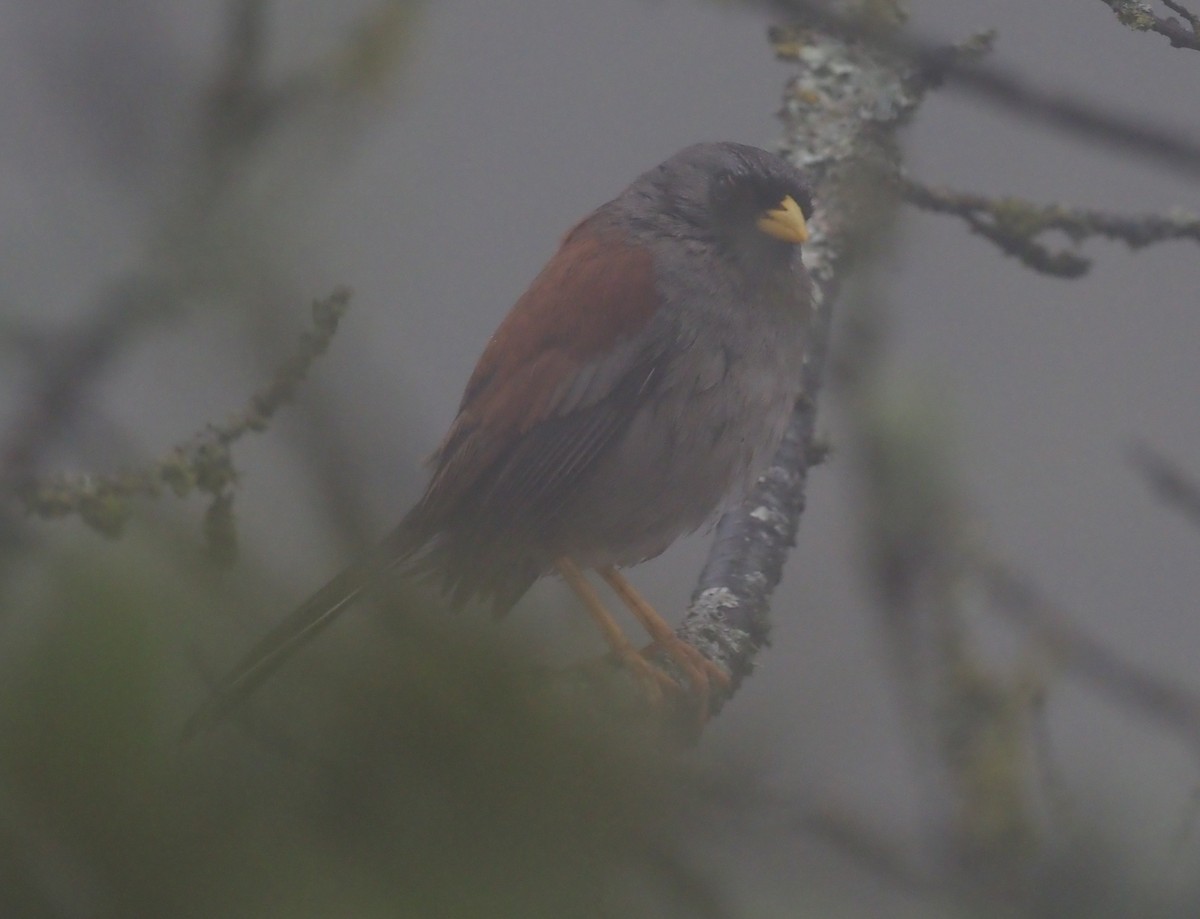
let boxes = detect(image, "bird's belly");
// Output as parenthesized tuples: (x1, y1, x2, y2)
(549, 341, 802, 568)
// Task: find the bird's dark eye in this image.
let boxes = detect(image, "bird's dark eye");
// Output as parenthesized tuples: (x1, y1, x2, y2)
(755, 185, 783, 211)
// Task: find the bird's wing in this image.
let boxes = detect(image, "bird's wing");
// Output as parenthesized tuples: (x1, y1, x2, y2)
(414, 220, 668, 531)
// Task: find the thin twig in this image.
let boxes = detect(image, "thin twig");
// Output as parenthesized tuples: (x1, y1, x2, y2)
(1128, 440, 1200, 533)
(982, 560, 1200, 756)
(15, 288, 350, 543)
(903, 179, 1200, 277)
(0, 277, 175, 496)
(1095, 0, 1200, 51)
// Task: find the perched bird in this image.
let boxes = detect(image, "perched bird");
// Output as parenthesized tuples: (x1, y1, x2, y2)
(187, 142, 814, 734)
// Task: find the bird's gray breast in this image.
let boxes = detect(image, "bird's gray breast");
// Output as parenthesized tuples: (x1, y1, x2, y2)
(563, 249, 811, 568)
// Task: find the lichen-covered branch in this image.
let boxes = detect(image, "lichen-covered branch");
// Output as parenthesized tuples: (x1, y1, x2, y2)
(768, 0, 1200, 179)
(16, 288, 350, 552)
(680, 16, 935, 701)
(1095, 0, 1200, 51)
(904, 179, 1200, 277)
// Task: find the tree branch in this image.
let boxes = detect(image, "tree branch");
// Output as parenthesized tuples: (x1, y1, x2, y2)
(0, 277, 176, 501)
(903, 179, 1200, 277)
(765, 0, 1200, 180)
(680, 16, 926, 702)
(14, 288, 350, 552)
(1128, 440, 1200, 533)
(1095, 0, 1200, 51)
(981, 560, 1200, 756)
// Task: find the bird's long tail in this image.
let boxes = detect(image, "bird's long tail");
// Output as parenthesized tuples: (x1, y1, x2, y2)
(183, 522, 417, 739)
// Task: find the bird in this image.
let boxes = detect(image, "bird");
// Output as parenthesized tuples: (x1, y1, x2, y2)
(186, 142, 814, 735)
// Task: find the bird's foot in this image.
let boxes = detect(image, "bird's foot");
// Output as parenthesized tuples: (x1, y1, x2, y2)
(641, 635, 730, 723)
(615, 646, 679, 706)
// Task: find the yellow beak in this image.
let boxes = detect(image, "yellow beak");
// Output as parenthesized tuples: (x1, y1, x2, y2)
(755, 195, 809, 244)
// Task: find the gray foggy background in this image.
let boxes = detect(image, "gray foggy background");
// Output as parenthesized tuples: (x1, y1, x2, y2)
(3, 0, 1199, 908)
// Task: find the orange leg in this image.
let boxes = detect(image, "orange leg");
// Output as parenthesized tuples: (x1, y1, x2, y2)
(598, 566, 731, 715)
(555, 557, 674, 702)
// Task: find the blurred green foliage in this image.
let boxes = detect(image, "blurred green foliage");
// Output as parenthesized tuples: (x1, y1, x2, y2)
(0, 546, 710, 918)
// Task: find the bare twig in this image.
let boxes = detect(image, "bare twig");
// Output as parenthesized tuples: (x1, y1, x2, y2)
(202, 0, 415, 173)
(837, 294, 1045, 877)
(15, 288, 350, 545)
(203, 0, 271, 163)
(982, 560, 1200, 755)
(1128, 440, 1200, 532)
(0, 277, 176, 497)
(903, 180, 1200, 277)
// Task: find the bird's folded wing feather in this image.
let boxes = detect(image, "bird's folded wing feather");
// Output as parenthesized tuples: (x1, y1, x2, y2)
(415, 219, 668, 528)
